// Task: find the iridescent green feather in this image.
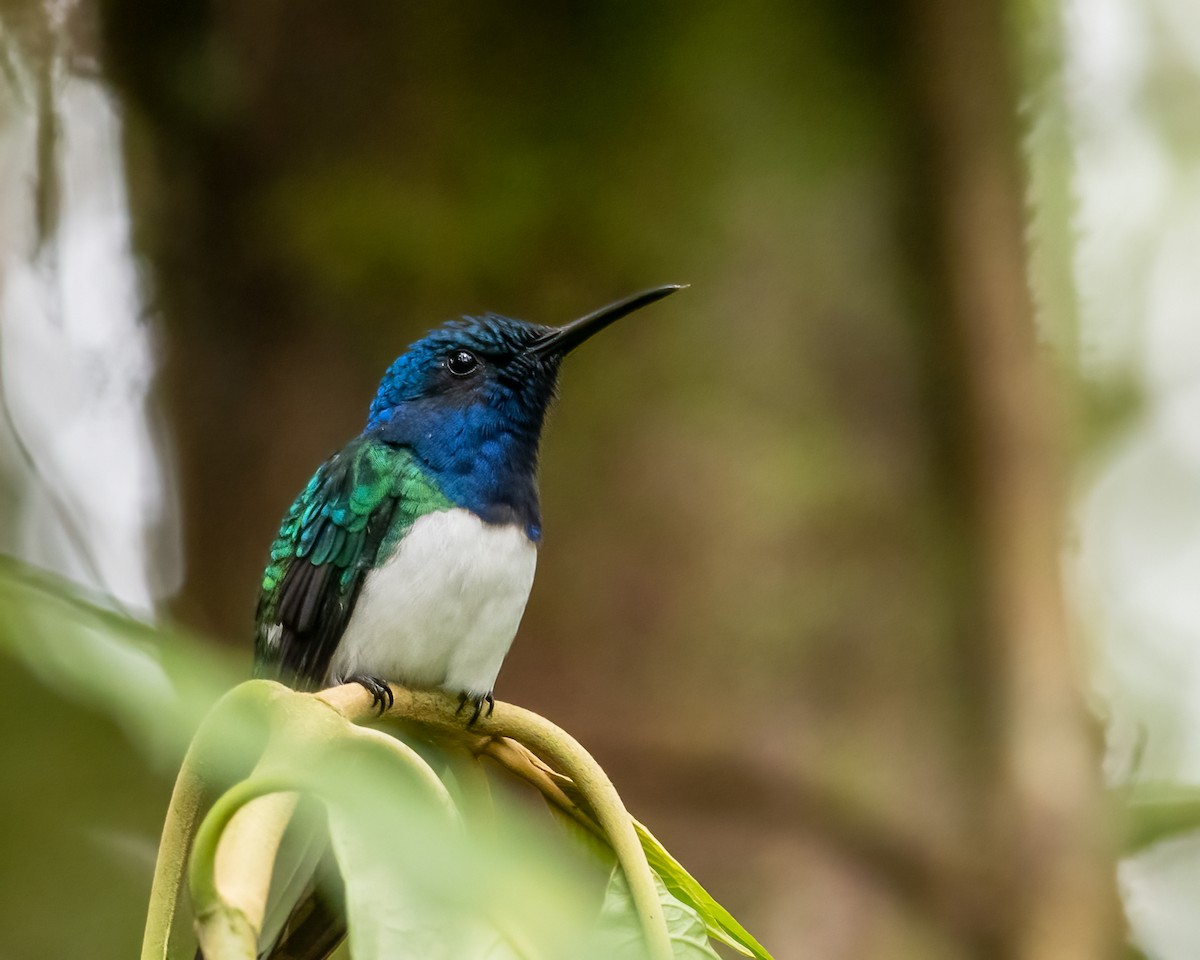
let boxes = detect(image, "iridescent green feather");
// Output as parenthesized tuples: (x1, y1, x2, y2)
(255, 438, 452, 672)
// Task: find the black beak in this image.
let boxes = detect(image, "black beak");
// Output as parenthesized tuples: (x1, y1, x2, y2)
(528, 284, 686, 358)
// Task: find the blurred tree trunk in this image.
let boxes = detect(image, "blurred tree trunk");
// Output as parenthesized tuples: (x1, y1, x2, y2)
(898, 0, 1120, 956)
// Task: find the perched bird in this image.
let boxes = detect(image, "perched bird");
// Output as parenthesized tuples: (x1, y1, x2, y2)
(253, 285, 683, 721)
(214, 285, 682, 960)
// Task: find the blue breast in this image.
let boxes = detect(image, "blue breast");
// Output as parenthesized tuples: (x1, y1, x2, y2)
(368, 400, 543, 541)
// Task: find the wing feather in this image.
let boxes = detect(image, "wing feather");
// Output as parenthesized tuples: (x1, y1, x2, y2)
(253, 438, 451, 688)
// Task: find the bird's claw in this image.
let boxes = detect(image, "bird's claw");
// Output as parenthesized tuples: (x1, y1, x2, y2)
(340, 674, 394, 716)
(456, 691, 495, 727)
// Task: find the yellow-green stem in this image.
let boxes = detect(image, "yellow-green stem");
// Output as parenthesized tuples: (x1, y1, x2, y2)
(141, 680, 283, 960)
(190, 775, 300, 923)
(319, 684, 673, 960)
(151, 680, 673, 960)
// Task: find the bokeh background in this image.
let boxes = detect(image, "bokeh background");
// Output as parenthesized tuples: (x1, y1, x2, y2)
(2, 0, 1199, 957)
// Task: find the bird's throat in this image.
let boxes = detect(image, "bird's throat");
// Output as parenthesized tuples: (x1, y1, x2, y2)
(371, 401, 543, 539)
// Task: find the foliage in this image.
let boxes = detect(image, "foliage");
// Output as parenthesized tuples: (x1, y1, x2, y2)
(1122, 784, 1200, 857)
(0, 555, 770, 959)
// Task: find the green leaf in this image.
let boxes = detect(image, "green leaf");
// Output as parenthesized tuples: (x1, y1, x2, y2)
(1122, 783, 1200, 854)
(634, 819, 774, 960)
(0, 556, 242, 959)
(323, 743, 473, 960)
(0, 554, 239, 768)
(594, 863, 721, 960)
(321, 738, 596, 960)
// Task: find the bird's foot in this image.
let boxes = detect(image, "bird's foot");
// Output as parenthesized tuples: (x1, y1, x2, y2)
(456, 691, 495, 727)
(337, 674, 394, 716)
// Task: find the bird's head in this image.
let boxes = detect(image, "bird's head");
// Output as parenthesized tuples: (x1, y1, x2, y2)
(366, 285, 683, 438)
(364, 285, 684, 530)
(365, 314, 557, 434)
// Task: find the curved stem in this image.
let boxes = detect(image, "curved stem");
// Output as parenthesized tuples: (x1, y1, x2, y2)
(190, 775, 300, 928)
(481, 737, 601, 838)
(141, 680, 284, 960)
(153, 680, 672, 960)
(319, 684, 672, 960)
(215, 791, 301, 941)
(189, 693, 460, 959)
(481, 706, 672, 960)
(141, 746, 211, 960)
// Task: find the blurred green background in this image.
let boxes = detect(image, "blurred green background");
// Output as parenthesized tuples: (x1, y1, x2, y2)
(3, 0, 1200, 957)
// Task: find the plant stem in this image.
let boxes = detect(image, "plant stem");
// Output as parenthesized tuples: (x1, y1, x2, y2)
(188, 687, 459, 958)
(190, 774, 300, 946)
(141, 680, 282, 960)
(149, 680, 674, 960)
(318, 684, 673, 960)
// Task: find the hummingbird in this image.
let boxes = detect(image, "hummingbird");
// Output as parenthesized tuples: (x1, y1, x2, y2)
(253, 285, 683, 721)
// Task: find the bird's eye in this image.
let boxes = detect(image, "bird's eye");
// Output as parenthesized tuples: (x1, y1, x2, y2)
(446, 350, 480, 377)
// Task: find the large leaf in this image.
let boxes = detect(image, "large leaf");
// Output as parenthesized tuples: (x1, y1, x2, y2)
(635, 819, 773, 960)
(592, 862, 722, 960)
(0, 555, 239, 766)
(321, 737, 598, 960)
(0, 556, 238, 959)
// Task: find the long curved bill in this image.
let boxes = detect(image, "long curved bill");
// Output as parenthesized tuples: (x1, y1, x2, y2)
(527, 284, 686, 357)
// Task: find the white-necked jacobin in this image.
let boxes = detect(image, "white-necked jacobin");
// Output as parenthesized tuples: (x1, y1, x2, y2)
(253, 285, 683, 721)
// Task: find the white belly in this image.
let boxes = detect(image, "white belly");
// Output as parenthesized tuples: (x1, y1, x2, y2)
(328, 508, 537, 697)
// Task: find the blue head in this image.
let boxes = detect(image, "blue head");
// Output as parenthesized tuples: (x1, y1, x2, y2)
(365, 285, 683, 539)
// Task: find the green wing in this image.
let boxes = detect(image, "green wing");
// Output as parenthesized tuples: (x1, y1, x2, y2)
(254, 438, 452, 687)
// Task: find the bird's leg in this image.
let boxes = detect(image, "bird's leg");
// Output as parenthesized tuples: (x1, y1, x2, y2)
(455, 691, 494, 727)
(334, 674, 394, 715)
